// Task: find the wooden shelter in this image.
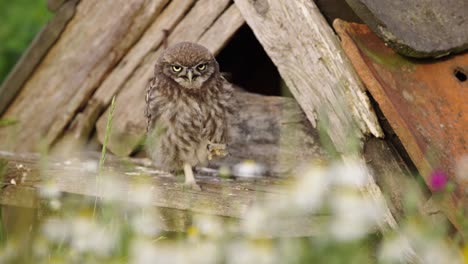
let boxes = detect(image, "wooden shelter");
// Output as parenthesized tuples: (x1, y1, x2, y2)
(0, 0, 465, 235)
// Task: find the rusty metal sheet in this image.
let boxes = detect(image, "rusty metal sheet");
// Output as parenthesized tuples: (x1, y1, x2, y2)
(334, 20, 467, 228)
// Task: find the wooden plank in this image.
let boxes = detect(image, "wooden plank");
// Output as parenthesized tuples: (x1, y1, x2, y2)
(0, 151, 331, 237)
(233, 0, 383, 154)
(364, 138, 418, 221)
(198, 5, 245, 53)
(0, 0, 79, 116)
(333, 20, 466, 228)
(55, 0, 194, 150)
(0, 0, 169, 152)
(0, 151, 271, 218)
(95, 0, 240, 156)
(0, 149, 407, 237)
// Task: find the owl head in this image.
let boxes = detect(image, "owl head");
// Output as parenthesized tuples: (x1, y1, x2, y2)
(157, 42, 219, 90)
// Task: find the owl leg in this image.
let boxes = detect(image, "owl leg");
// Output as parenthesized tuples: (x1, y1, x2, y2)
(183, 163, 201, 191)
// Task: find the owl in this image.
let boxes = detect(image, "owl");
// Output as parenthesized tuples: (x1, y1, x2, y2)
(145, 42, 234, 190)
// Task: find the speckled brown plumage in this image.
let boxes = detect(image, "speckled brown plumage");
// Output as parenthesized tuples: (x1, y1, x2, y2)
(145, 42, 234, 189)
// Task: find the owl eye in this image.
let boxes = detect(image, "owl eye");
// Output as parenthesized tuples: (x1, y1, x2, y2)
(196, 64, 207, 71)
(172, 65, 182, 72)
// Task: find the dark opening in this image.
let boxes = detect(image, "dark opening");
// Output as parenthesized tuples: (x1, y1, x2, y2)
(216, 25, 282, 96)
(454, 68, 467, 82)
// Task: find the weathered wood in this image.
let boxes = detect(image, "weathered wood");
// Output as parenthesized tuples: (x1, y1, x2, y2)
(233, 0, 383, 154)
(364, 138, 415, 221)
(333, 20, 466, 229)
(95, 1, 243, 156)
(0, 151, 278, 216)
(0, 0, 169, 152)
(0, 146, 426, 239)
(198, 5, 245, 53)
(55, 0, 195, 150)
(0, 0, 79, 116)
(0, 151, 335, 236)
(212, 92, 329, 175)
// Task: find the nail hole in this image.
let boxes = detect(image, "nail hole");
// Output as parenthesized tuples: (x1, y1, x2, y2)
(454, 68, 467, 82)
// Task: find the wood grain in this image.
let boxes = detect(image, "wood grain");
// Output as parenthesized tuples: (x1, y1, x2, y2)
(0, 151, 326, 236)
(0, 0, 169, 152)
(233, 0, 383, 153)
(198, 5, 245, 53)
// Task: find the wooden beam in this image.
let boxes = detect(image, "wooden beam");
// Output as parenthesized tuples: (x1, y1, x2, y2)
(0, 151, 334, 237)
(0, 0, 169, 152)
(0, 0, 79, 116)
(198, 5, 245, 53)
(233, 0, 383, 154)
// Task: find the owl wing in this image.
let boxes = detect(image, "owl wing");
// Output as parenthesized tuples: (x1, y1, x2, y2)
(145, 76, 160, 132)
(220, 76, 236, 115)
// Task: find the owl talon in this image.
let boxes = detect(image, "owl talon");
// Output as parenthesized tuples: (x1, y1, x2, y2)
(183, 181, 202, 191)
(183, 163, 201, 191)
(207, 142, 228, 160)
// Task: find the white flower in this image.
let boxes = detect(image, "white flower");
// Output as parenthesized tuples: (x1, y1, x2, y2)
(49, 199, 61, 210)
(241, 206, 270, 236)
(130, 183, 155, 207)
(184, 242, 219, 264)
(419, 240, 463, 264)
(131, 238, 159, 264)
(232, 160, 265, 178)
(226, 241, 275, 264)
(290, 166, 330, 212)
(131, 211, 160, 237)
(42, 217, 70, 243)
(193, 215, 224, 238)
(81, 160, 98, 172)
(379, 234, 415, 263)
(329, 159, 370, 188)
(131, 240, 219, 264)
(70, 217, 117, 256)
(99, 174, 126, 202)
(329, 192, 386, 241)
(380, 228, 463, 264)
(39, 181, 61, 199)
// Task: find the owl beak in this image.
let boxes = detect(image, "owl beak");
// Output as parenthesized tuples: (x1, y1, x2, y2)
(187, 70, 194, 84)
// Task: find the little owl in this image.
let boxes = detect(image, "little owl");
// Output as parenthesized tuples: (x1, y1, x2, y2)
(145, 42, 234, 190)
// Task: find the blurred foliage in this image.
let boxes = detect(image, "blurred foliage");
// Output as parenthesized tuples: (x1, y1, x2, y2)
(0, 0, 51, 83)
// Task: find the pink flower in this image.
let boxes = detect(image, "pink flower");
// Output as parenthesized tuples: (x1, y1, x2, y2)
(430, 169, 448, 192)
